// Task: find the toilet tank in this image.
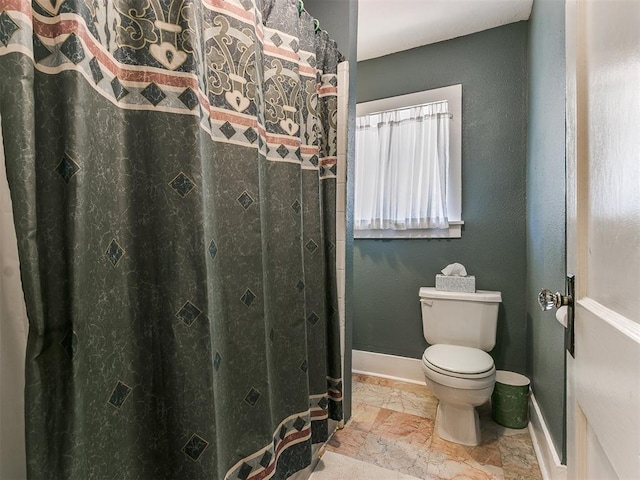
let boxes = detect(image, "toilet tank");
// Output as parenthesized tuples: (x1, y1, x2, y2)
(419, 287, 502, 351)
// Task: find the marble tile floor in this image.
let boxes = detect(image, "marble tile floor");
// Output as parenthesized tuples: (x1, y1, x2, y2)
(318, 373, 543, 480)
(310, 451, 426, 480)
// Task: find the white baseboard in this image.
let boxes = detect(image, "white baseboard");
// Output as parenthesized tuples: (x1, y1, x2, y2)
(352, 349, 424, 385)
(529, 393, 567, 480)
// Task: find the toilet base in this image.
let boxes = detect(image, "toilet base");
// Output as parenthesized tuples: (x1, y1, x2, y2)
(435, 402, 481, 446)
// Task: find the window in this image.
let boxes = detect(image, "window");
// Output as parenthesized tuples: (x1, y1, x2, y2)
(354, 84, 462, 238)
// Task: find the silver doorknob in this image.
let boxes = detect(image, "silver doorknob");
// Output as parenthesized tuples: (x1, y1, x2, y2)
(538, 288, 572, 311)
(538, 275, 576, 358)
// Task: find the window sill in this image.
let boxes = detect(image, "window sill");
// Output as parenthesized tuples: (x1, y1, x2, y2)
(354, 221, 463, 239)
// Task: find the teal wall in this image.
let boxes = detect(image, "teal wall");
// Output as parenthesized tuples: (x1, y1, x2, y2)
(526, 0, 566, 461)
(354, 23, 529, 373)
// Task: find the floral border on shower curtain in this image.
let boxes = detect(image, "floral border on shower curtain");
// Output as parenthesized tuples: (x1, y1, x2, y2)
(1, 0, 338, 172)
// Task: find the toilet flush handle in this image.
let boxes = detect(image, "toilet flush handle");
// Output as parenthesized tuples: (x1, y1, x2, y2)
(420, 299, 433, 307)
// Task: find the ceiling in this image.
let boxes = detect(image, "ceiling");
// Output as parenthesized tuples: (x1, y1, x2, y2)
(357, 0, 533, 61)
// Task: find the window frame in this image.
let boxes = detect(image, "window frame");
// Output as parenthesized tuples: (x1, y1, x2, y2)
(354, 84, 463, 239)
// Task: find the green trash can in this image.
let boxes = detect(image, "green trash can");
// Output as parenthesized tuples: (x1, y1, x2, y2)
(491, 371, 530, 429)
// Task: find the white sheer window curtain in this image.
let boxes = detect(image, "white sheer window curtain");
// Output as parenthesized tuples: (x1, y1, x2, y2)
(355, 101, 451, 230)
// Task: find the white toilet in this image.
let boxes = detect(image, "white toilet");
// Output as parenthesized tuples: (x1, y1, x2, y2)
(419, 287, 502, 446)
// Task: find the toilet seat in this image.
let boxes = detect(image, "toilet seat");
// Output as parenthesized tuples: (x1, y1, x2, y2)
(422, 344, 495, 390)
(423, 344, 494, 376)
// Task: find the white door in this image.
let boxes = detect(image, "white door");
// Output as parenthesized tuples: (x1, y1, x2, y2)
(565, 1, 640, 479)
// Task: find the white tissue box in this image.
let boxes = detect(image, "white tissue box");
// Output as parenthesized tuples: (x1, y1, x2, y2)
(435, 274, 476, 293)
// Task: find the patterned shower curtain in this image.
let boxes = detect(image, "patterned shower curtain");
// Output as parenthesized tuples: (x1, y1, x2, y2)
(0, 0, 342, 478)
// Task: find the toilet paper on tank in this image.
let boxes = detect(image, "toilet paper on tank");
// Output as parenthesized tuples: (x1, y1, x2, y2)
(440, 262, 468, 277)
(436, 263, 475, 293)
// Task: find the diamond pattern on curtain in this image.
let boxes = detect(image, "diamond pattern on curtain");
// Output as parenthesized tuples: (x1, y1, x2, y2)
(0, 0, 342, 478)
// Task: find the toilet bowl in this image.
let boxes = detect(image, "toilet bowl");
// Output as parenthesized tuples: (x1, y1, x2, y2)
(418, 288, 502, 446)
(421, 344, 495, 446)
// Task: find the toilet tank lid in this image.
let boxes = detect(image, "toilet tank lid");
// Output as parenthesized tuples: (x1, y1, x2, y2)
(419, 287, 502, 303)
